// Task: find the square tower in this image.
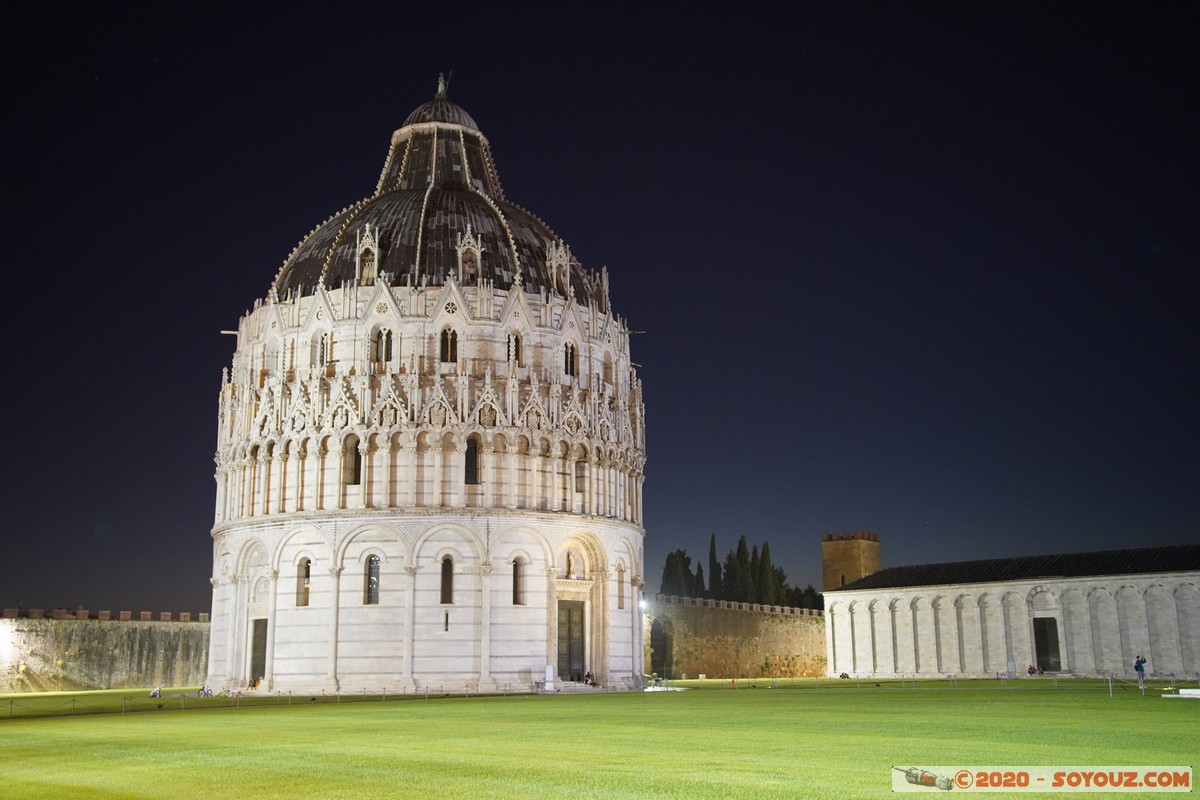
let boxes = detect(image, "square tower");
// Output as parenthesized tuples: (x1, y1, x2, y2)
(821, 532, 880, 591)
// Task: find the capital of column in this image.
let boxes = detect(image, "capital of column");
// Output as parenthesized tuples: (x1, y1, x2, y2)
(479, 564, 494, 576)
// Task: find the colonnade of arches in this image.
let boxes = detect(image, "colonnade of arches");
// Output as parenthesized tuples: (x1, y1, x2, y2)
(217, 429, 643, 526)
(827, 580, 1200, 678)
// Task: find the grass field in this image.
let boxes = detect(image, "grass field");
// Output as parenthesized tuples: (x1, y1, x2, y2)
(1, 680, 1195, 799)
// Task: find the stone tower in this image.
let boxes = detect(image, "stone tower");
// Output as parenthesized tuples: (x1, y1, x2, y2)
(207, 80, 647, 694)
(821, 532, 880, 591)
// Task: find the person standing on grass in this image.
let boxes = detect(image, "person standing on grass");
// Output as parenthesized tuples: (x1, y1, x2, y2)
(1134, 655, 1147, 691)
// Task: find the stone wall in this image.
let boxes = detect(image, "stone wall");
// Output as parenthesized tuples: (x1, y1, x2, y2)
(644, 595, 826, 679)
(1, 618, 210, 692)
(824, 572, 1200, 678)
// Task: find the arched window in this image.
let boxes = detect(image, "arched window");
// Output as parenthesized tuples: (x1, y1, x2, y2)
(465, 437, 480, 485)
(343, 437, 362, 485)
(512, 558, 525, 605)
(602, 352, 613, 385)
(296, 558, 311, 607)
(564, 342, 577, 377)
(375, 329, 393, 363)
(315, 332, 332, 367)
(617, 563, 626, 609)
(575, 459, 586, 494)
(440, 328, 458, 363)
(461, 250, 477, 280)
(440, 556, 454, 604)
(508, 333, 522, 366)
(364, 555, 380, 605)
(360, 246, 377, 282)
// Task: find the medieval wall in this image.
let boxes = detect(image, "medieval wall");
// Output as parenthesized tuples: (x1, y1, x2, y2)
(1, 618, 210, 692)
(644, 595, 826, 679)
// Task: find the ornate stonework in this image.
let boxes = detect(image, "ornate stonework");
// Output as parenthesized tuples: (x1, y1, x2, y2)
(208, 83, 646, 694)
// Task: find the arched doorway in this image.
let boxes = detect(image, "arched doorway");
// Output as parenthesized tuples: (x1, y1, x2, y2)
(649, 618, 672, 678)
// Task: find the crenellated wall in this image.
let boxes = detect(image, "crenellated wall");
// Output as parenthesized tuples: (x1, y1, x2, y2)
(1, 619, 209, 692)
(643, 595, 826, 680)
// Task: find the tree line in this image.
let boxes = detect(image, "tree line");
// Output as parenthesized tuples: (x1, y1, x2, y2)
(658, 533, 822, 610)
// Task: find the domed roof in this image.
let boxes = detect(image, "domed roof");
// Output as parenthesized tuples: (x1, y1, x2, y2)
(401, 80, 479, 129)
(271, 79, 596, 306)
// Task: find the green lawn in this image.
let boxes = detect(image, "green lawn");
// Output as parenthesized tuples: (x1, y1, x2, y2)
(0, 681, 1194, 799)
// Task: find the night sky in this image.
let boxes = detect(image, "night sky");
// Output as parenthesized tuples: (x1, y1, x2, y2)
(4, 4, 1196, 613)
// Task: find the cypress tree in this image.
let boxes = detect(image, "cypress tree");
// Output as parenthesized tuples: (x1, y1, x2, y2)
(693, 564, 706, 598)
(727, 536, 753, 602)
(660, 550, 693, 597)
(707, 532, 722, 600)
(749, 544, 760, 603)
(758, 541, 777, 605)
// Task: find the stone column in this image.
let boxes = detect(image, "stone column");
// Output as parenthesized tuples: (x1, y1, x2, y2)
(551, 453, 562, 511)
(277, 453, 290, 513)
(262, 454, 274, 515)
(531, 448, 542, 511)
(403, 566, 419, 690)
(478, 563, 496, 691)
(327, 566, 343, 689)
(546, 568, 559, 685)
(207, 576, 222, 680)
(432, 442, 444, 508)
(297, 441, 310, 512)
(631, 576, 642, 684)
(355, 439, 369, 509)
(404, 439, 419, 507)
(265, 569, 279, 688)
(595, 570, 610, 684)
(227, 575, 247, 683)
(378, 438, 393, 508)
(483, 442, 496, 509)
(331, 443, 345, 510)
(507, 444, 518, 509)
(237, 458, 249, 518)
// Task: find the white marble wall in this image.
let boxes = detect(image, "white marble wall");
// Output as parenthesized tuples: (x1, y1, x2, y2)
(207, 511, 644, 693)
(825, 572, 1200, 678)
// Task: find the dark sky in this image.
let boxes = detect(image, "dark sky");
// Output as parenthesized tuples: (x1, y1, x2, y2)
(3, 3, 1196, 612)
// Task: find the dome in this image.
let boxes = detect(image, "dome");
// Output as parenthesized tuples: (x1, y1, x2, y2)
(401, 95, 479, 129)
(270, 80, 596, 306)
(211, 81, 646, 696)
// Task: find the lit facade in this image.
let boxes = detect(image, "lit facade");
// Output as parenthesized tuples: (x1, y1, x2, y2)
(823, 546, 1200, 679)
(207, 81, 646, 693)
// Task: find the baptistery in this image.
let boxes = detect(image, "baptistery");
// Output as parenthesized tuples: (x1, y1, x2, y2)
(208, 79, 646, 693)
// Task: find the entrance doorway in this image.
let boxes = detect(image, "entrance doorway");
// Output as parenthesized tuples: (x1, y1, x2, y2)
(649, 619, 672, 678)
(557, 601, 585, 682)
(1033, 617, 1061, 671)
(249, 618, 267, 684)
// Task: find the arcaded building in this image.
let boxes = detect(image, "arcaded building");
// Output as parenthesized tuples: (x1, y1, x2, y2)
(824, 544, 1200, 679)
(207, 80, 647, 693)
